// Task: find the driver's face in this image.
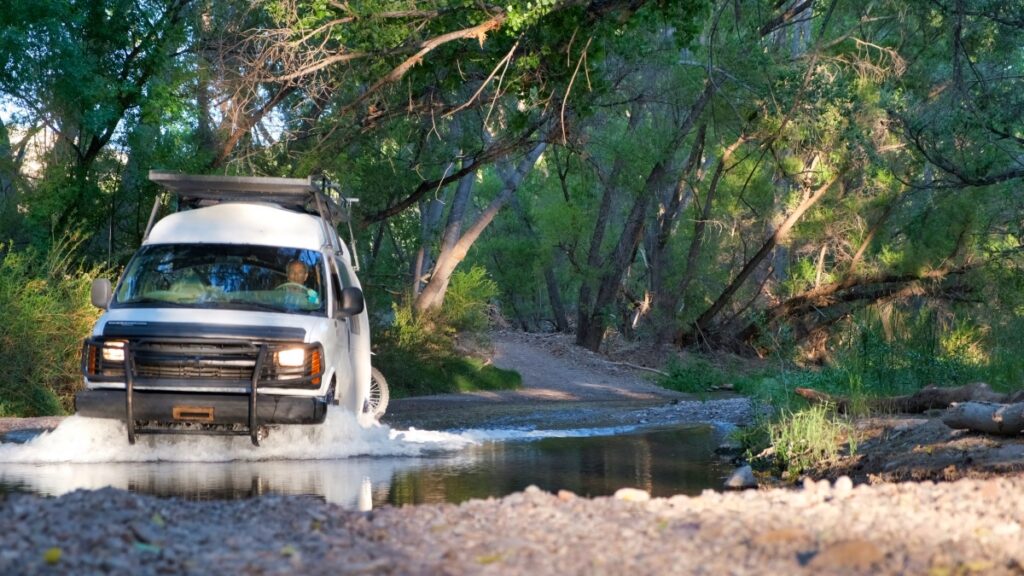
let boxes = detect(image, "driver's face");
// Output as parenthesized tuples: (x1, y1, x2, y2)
(287, 262, 308, 284)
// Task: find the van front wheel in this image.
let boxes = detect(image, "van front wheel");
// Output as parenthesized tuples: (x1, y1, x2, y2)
(368, 367, 389, 419)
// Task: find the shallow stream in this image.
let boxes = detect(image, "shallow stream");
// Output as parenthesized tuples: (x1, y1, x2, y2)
(0, 403, 733, 509)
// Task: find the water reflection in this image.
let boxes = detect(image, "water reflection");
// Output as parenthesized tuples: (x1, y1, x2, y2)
(386, 425, 730, 504)
(0, 426, 730, 508)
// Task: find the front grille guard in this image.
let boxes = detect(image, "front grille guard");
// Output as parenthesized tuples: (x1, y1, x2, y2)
(123, 343, 268, 446)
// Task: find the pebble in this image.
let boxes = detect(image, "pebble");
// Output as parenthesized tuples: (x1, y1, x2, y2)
(4, 475, 1024, 575)
(724, 465, 757, 489)
(833, 475, 854, 497)
(613, 488, 651, 502)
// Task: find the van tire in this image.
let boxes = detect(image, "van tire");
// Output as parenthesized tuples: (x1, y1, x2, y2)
(368, 367, 389, 419)
(326, 377, 339, 406)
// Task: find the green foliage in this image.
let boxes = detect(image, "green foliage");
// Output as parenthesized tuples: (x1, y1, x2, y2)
(0, 236, 107, 415)
(1, 0, 1023, 424)
(505, 0, 560, 33)
(373, 300, 520, 398)
(831, 314, 988, 395)
(658, 356, 730, 395)
(442, 266, 499, 332)
(768, 405, 856, 478)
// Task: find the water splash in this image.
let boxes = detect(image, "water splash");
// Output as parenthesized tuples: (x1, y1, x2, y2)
(0, 409, 473, 464)
(458, 424, 646, 442)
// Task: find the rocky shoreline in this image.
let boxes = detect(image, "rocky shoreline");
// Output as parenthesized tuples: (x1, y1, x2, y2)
(4, 474, 1024, 575)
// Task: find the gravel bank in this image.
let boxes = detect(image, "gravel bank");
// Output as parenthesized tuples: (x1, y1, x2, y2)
(4, 474, 1024, 575)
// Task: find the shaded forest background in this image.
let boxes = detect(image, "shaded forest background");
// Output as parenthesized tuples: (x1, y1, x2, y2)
(1, 0, 1023, 414)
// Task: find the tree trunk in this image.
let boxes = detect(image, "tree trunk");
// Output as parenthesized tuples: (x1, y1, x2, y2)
(577, 82, 715, 351)
(414, 141, 547, 315)
(418, 158, 477, 299)
(648, 123, 706, 344)
(943, 401, 1024, 435)
(736, 263, 977, 345)
(576, 110, 643, 343)
(577, 178, 656, 351)
(652, 134, 744, 345)
(544, 255, 570, 332)
(411, 192, 448, 297)
(690, 174, 839, 340)
(795, 382, 1015, 414)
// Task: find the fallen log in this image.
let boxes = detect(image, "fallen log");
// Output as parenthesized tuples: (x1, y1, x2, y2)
(794, 382, 1016, 414)
(604, 360, 670, 377)
(942, 401, 1024, 435)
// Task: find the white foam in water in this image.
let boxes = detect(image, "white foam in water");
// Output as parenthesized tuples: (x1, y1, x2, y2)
(0, 406, 687, 465)
(0, 408, 475, 464)
(459, 424, 645, 442)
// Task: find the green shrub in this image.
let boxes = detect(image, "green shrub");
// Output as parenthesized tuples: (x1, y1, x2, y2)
(373, 296, 520, 398)
(379, 352, 521, 398)
(0, 237, 107, 415)
(659, 356, 729, 395)
(768, 404, 855, 478)
(442, 266, 498, 332)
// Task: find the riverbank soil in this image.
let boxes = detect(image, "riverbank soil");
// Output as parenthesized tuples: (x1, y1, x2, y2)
(807, 414, 1024, 484)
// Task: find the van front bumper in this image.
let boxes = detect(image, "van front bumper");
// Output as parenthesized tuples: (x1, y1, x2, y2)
(75, 389, 329, 425)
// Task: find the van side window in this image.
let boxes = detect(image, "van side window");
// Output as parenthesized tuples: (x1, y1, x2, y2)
(336, 258, 358, 288)
(330, 258, 344, 314)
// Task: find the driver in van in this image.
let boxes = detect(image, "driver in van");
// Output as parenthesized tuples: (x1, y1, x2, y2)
(285, 260, 308, 286)
(280, 260, 320, 306)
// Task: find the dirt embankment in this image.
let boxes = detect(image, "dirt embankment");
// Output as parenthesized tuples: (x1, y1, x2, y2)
(393, 330, 686, 405)
(805, 415, 1024, 485)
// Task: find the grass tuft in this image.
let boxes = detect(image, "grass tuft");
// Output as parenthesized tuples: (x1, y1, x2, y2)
(768, 404, 856, 478)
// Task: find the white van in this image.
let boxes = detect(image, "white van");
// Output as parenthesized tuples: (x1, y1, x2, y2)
(77, 172, 375, 445)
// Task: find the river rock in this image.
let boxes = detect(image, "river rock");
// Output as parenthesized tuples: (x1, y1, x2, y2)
(613, 488, 651, 502)
(557, 490, 577, 501)
(833, 475, 854, 497)
(724, 465, 757, 489)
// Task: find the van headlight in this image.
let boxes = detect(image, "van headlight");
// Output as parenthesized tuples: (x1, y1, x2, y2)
(101, 341, 126, 363)
(276, 347, 306, 367)
(81, 338, 126, 379)
(265, 344, 323, 388)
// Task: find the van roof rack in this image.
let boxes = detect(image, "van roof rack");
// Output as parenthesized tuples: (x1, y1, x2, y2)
(144, 171, 361, 269)
(149, 170, 349, 218)
(150, 171, 318, 202)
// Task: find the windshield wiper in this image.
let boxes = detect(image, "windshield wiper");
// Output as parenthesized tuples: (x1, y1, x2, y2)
(220, 300, 287, 313)
(117, 298, 192, 308)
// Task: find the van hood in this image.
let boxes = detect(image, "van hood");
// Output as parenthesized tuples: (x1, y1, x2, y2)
(95, 308, 325, 343)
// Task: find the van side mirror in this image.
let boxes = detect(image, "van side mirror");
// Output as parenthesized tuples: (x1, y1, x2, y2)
(337, 286, 365, 317)
(91, 278, 113, 309)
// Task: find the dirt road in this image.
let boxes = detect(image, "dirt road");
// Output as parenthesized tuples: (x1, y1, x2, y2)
(382, 332, 757, 431)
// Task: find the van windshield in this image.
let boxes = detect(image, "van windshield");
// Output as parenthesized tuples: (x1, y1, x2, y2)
(113, 244, 326, 315)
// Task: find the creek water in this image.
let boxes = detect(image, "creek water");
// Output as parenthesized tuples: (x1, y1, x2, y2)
(0, 404, 733, 509)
